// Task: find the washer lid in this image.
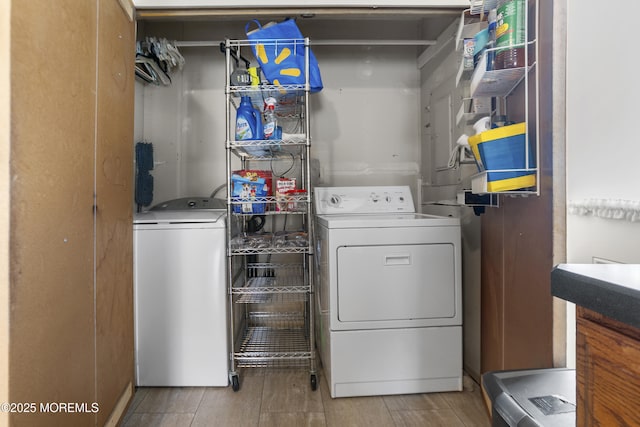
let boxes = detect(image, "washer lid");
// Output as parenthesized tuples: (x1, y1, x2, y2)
(150, 197, 226, 211)
(134, 210, 226, 225)
(315, 212, 459, 228)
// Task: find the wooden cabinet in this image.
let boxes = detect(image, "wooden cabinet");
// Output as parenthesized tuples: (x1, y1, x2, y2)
(576, 307, 640, 426)
(5, 1, 134, 425)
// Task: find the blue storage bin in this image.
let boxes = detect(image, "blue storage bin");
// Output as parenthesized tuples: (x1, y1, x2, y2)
(468, 122, 536, 192)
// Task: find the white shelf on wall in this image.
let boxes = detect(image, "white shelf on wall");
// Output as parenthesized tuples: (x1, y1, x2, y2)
(469, 0, 498, 15)
(454, 11, 486, 86)
(455, 17, 486, 51)
(471, 170, 536, 195)
(469, 52, 530, 98)
(455, 98, 490, 126)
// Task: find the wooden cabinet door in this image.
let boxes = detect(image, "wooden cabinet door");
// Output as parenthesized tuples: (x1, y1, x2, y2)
(9, 1, 135, 425)
(95, 0, 135, 425)
(9, 1, 98, 425)
(577, 309, 640, 426)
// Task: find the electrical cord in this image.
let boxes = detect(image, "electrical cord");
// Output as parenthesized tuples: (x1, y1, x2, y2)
(269, 150, 296, 178)
(447, 145, 465, 169)
(209, 183, 227, 198)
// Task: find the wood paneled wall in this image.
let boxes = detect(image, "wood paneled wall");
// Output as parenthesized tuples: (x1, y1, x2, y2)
(7, 1, 134, 425)
(480, 0, 555, 374)
(576, 308, 640, 426)
(95, 0, 135, 425)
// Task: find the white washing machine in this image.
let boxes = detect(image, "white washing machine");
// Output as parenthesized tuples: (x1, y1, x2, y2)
(314, 186, 462, 398)
(134, 206, 228, 386)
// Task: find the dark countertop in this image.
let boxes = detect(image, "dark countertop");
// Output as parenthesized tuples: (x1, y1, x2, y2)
(551, 264, 640, 329)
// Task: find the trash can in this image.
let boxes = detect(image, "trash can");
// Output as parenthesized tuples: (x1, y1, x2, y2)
(482, 368, 576, 427)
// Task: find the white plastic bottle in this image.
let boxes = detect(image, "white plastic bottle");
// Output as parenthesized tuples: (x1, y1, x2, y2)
(263, 97, 278, 140)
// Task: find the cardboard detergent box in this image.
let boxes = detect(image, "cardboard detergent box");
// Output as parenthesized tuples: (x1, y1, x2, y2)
(231, 171, 270, 214)
(275, 178, 296, 212)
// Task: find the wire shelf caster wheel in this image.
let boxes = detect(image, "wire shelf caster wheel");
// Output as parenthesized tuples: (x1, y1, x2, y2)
(310, 374, 317, 391)
(231, 374, 240, 392)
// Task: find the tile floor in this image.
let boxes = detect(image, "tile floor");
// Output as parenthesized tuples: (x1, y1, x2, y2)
(122, 368, 491, 427)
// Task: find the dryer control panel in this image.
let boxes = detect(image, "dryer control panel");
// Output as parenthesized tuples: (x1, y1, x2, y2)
(314, 186, 415, 215)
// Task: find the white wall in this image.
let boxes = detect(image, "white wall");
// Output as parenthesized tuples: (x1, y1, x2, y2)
(419, 20, 483, 381)
(311, 44, 421, 188)
(139, 48, 227, 205)
(565, 0, 640, 366)
(136, 19, 431, 207)
(566, 0, 640, 263)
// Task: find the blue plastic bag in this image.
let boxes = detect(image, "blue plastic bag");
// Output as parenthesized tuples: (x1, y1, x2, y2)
(245, 19, 323, 93)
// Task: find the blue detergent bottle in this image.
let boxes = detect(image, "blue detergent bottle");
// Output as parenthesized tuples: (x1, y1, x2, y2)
(235, 96, 263, 141)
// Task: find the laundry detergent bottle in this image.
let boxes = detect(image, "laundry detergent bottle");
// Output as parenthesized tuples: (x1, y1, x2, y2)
(235, 96, 263, 141)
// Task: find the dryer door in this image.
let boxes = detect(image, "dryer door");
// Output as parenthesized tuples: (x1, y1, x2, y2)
(336, 243, 457, 327)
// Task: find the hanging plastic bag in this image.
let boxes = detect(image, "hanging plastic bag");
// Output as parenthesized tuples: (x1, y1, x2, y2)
(245, 19, 323, 93)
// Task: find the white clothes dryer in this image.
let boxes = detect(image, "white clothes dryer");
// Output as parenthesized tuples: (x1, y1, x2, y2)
(314, 186, 462, 398)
